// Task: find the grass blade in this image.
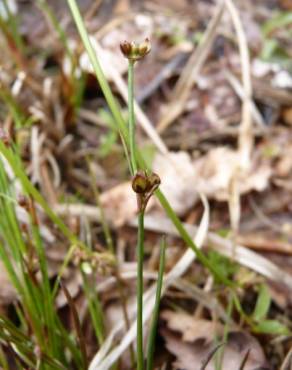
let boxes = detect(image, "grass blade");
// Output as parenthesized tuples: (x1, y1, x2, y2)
(66, 0, 129, 144)
(238, 349, 250, 370)
(200, 343, 225, 370)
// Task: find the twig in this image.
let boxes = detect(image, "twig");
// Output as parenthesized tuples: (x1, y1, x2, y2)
(224, 0, 253, 258)
(157, 1, 225, 133)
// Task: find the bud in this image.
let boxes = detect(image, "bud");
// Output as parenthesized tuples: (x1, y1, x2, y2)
(138, 38, 151, 56)
(148, 173, 161, 189)
(132, 171, 149, 193)
(120, 38, 151, 61)
(120, 40, 132, 56)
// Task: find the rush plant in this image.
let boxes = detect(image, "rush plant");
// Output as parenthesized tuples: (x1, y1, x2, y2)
(120, 39, 164, 370)
(66, 0, 240, 368)
(0, 1, 265, 369)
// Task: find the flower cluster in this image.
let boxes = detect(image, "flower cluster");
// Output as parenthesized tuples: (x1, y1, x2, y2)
(132, 170, 160, 211)
(120, 38, 151, 62)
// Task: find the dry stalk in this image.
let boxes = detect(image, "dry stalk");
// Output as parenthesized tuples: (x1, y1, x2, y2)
(224, 0, 253, 252)
(224, 0, 253, 169)
(157, 1, 225, 133)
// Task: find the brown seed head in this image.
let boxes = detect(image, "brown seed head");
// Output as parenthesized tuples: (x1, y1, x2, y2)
(138, 38, 151, 56)
(120, 38, 151, 61)
(132, 171, 149, 193)
(148, 173, 161, 188)
(120, 40, 132, 56)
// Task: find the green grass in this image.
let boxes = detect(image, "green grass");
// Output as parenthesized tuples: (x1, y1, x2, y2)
(0, 149, 83, 369)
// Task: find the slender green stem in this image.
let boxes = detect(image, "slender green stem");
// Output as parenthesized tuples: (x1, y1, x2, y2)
(128, 56, 144, 369)
(146, 237, 166, 370)
(123, 25, 143, 370)
(137, 211, 145, 370)
(128, 60, 137, 174)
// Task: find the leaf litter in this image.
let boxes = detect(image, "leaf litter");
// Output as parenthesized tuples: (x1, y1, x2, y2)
(162, 309, 269, 369)
(1, 0, 292, 369)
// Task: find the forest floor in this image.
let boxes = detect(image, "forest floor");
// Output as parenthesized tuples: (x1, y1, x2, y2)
(1, 0, 292, 369)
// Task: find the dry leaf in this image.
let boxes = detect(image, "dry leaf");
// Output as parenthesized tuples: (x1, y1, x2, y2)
(162, 310, 269, 370)
(79, 38, 127, 79)
(164, 330, 269, 370)
(153, 151, 198, 215)
(152, 148, 271, 209)
(162, 310, 223, 342)
(100, 182, 136, 227)
(100, 182, 147, 227)
(192, 147, 271, 200)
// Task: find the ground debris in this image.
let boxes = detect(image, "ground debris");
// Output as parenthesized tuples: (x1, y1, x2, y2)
(162, 310, 270, 370)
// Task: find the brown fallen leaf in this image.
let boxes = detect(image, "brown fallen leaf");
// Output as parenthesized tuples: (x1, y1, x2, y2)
(100, 182, 137, 227)
(163, 330, 270, 370)
(152, 148, 271, 211)
(153, 151, 199, 215)
(100, 181, 157, 227)
(161, 310, 270, 370)
(162, 310, 223, 343)
(192, 147, 271, 201)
